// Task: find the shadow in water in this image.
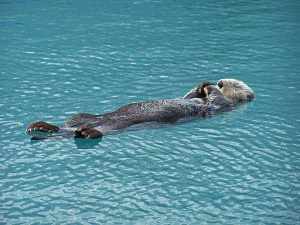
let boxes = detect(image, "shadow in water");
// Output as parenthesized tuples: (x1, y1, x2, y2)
(29, 135, 102, 149)
(74, 138, 102, 149)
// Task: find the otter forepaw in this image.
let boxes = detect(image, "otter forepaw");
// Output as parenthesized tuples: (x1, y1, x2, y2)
(26, 121, 59, 135)
(74, 127, 103, 139)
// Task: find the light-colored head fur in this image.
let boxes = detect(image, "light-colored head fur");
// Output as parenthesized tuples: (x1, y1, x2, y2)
(217, 79, 255, 104)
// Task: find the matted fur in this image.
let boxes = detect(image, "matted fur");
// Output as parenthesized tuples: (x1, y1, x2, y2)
(217, 79, 255, 104)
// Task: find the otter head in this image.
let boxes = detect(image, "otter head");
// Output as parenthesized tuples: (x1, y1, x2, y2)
(217, 79, 255, 104)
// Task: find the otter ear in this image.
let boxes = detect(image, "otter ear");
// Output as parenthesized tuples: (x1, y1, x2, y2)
(217, 80, 223, 89)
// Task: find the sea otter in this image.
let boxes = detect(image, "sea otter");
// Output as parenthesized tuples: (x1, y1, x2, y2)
(26, 79, 254, 140)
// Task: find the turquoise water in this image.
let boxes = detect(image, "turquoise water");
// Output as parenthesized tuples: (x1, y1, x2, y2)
(1, 0, 300, 224)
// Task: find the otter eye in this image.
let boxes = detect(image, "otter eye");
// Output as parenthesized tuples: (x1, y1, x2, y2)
(217, 81, 223, 89)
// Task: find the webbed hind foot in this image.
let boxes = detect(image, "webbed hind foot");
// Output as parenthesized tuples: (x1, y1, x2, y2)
(74, 127, 103, 139)
(26, 121, 59, 135)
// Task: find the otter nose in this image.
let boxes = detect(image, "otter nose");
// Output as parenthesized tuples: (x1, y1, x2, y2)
(217, 80, 223, 89)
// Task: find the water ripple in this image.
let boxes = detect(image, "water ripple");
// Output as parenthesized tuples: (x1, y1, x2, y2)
(1, 0, 300, 224)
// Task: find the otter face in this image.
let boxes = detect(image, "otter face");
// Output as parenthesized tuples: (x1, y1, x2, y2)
(217, 79, 255, 104)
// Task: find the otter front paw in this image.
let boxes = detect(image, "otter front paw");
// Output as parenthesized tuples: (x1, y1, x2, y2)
(74, 127, 103, 139)
(26, 121, 59, 135)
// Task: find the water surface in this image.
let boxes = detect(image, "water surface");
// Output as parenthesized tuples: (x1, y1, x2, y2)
(1, 0, 300, 224)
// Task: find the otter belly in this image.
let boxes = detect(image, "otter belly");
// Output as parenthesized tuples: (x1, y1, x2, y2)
(89, 99, 208, 133)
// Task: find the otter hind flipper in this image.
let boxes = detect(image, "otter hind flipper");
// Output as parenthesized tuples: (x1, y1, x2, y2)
(26, 121, 61, 140)
(74, 127, 103, 139)
(65, 113, 100, 128)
